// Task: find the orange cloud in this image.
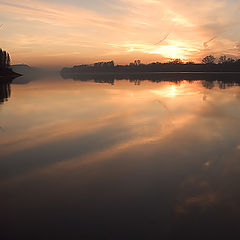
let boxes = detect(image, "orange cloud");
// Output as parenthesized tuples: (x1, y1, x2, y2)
(1, 0, 240, 66)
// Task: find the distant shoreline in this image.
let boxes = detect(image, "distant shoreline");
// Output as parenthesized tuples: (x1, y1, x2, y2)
(62, 60, 240, 75)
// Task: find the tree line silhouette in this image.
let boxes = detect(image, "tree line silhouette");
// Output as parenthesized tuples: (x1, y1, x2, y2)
(0, 49, 21, 78)
(0, 48, 11, 69)
(61, 55, 240, 74)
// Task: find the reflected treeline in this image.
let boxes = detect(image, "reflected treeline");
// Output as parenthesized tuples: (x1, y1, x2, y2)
(201, 80, 240, 89)
(0, 80, 11, 104)
(60, 72, 240, 89)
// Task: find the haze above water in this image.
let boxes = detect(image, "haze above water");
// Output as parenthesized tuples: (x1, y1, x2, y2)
(1, 74, 240, 239)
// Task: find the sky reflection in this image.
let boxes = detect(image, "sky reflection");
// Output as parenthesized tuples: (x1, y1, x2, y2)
(1, 76, 240, 239)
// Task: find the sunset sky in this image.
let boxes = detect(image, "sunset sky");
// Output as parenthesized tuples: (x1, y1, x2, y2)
(0, 0, 240, 67)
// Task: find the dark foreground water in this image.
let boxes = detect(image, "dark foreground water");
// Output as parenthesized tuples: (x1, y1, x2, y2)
(1, 74, 240, 239)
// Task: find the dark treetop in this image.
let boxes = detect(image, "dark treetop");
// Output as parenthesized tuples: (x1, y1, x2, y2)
(0, 48, 21, 79)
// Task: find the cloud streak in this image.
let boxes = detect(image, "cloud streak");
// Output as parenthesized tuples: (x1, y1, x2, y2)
(1, 0, 240, 66)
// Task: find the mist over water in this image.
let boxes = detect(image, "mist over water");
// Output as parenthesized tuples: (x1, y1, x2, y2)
(1, 73, 240, 239)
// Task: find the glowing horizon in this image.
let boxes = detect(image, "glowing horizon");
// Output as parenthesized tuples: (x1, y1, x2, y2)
(0, 0, 240, 67)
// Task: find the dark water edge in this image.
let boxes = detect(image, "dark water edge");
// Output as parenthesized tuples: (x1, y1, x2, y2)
(0, 69, 21, 82)
(61, 72, 240, 83)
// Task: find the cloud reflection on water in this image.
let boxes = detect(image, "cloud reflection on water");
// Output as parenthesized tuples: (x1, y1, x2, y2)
(1, 77, 240, 239)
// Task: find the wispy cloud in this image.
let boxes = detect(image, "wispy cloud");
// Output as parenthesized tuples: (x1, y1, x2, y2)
(1, 0, 240, 66)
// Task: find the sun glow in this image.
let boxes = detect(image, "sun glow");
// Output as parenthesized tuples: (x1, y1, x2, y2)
(123, 41, 194, 61)
(168, 85, 178, 97)
(149, 45, 189, 60)
(150, 84, 180, 98)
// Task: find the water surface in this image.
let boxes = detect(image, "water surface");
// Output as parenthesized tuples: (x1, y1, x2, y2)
(1, 74, 240, 239)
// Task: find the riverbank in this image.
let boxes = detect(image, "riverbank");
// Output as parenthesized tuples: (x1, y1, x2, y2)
(0, 69, 22, 81)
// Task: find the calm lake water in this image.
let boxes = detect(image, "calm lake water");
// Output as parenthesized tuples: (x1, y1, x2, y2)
(1, 73, 240, 239)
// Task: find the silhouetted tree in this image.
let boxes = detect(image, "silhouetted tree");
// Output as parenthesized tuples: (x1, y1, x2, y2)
(202, 55, 216, 64)
(169, 58, 183, 64)
(218, 55, 235, 64)
(129, 60, 141, 67)
(0, 48, 11, 69)
(6, 53, 10, 68)
(218, 55, 227, 64)
(94, 61, 114, 68)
